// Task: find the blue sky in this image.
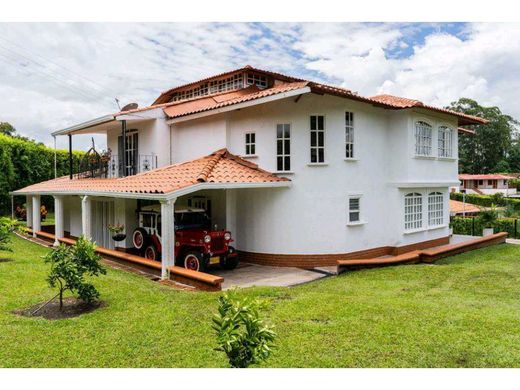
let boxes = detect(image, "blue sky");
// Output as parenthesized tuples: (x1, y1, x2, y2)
(0, 22, 518, 150)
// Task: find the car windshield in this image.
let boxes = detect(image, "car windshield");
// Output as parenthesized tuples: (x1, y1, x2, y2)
(174, 211, 211, 230)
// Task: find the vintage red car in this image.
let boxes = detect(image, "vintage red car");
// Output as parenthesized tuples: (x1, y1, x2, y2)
(131, 205, 238, 272)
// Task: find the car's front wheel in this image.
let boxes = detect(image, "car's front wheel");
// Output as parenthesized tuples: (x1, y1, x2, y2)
(183, 251, 206, 272)
(144, 245, 159, 261)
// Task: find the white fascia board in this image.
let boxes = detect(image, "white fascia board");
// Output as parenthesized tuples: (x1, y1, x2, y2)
(51, 114, 115, 136)
(115, 108, 164, 121)
(11, 181, 291, 200)
(166, 87, 311, 124)
(390, 181, 460, 188)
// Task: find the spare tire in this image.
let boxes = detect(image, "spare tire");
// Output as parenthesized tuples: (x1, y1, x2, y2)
(132, 228, 149, 250)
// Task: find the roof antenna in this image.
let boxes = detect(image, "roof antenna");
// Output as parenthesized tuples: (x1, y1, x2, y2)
(115, 97, 121, 110)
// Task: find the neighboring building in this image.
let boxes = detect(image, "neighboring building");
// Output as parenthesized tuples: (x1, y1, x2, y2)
(457, 174, 516, 196)
(449, 199, 482, 217)
(13, 65, 487, 278)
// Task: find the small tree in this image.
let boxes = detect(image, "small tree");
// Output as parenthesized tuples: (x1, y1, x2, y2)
(44, 236, 106, 310)
(479, 206, 498, 229)
(212, 291, 276, 368)
(0, 217, 15, 251)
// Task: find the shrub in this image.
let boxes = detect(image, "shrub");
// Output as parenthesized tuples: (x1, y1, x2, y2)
(44, 236, 106, 310)
(0, 217, 15, 251)
(479, 207, 498, 228)
(212, 291, 276, 368)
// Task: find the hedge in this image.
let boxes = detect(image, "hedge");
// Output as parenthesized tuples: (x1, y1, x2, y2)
(451, 216, 519, 237)
(0, 134, 83, 215)
(450, 191, 520, 209)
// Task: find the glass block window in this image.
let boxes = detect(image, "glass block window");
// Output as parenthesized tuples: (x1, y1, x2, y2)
(276, 124, 291, 172)
(345, 111, 354, 158)
(438, 126, 453, 158)
(245, 133, 256, 156)
(348, 196, 361, 223)
(246, 73, 268, 89)
(310, 115, 325, 163)
(428, 192, 444, 226)
(404, 192, 423, 230)
(415, 121, 432, 156)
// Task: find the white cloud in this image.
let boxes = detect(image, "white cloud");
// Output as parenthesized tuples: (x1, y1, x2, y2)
(0, 22, 519, 151)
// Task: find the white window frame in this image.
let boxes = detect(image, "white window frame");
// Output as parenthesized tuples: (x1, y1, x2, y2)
(404, 192, 423, 231)
(345, 111, 355, 159)
(438, 125, 453, 158)
(276, 123, 291, 172)
(245, 132, 256, 156)
(347, 194, 364, 225)
(310, 115, 325, 164)
(428, 191, 444, 227)
(414, 120, 433, 157)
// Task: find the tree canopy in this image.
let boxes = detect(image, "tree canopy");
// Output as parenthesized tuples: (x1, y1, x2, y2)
(448, 98, 519, 174)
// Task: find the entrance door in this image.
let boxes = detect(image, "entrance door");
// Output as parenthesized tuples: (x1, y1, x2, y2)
(92, 200, 115, 249)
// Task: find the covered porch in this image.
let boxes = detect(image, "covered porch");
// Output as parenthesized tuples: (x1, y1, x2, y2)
(13, 149, 291, 284)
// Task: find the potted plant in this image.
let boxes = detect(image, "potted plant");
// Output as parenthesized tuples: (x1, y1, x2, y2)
(108, 223, 126, 241)
(479, 206, 498, 237)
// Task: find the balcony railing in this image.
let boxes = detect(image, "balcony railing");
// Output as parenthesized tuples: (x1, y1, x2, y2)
(108, 154, 158, 178)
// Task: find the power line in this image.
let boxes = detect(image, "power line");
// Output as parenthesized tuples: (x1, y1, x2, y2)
(0, 35, 120, 99)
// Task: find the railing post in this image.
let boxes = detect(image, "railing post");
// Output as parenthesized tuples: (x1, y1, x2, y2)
(68, 134, 73, 179)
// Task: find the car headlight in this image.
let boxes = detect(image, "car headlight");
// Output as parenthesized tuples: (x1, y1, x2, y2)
(204, 235, 211, 243)
(224, 232, 231, 241)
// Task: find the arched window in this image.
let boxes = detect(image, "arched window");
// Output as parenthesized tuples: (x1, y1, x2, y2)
(415, 121, 432, 156)
(404, 192, 423, 230)
(428, 192, 444, 226)
(438, 126, 453, 158)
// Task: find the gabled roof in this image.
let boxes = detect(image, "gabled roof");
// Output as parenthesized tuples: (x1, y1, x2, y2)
(459, 174, 513, 180)
(13, 149, 290, 199)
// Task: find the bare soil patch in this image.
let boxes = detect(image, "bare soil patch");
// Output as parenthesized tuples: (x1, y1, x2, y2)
(0, 258, 12, 263)
(13, 297, 103, 320)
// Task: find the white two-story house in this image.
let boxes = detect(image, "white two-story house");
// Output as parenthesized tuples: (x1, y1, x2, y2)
(13, 65, 487, 278)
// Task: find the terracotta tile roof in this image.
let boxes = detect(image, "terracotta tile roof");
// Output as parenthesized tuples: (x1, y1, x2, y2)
(13, 149, 289, 197)
(370, 94, 488, 126)
(149, 66, 487, 126)
(459, 174, 513, 180)
(450, 199, 482, 215)
(163, 82, 309, 119)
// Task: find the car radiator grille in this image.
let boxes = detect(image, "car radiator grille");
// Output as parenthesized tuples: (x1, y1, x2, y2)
(212, 237, 225, 251)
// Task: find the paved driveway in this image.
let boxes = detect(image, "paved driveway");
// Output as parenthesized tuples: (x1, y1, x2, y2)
(212, 263, 331, 290)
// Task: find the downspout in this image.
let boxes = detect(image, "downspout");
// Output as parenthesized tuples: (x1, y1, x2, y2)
(53, 135, 57, 179)
(68, 134, 73, 179)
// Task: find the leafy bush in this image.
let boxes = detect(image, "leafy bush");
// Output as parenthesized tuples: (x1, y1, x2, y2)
(212, 291, 276, 368)
(479, 207, 498, 228)
(451, 217, 483, 236)
(450, 192, 520, 208)
(44, 236, 106, 309)
(0, 217, 15, 251)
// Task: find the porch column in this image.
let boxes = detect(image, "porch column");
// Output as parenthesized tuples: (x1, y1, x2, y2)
(81, 195, 92, 240)
(225, 189, 237, 237)
(26, 195, 33, 229)
(54, 195, 64, 246)
(32, 195, 41, 238)
(160, 198, 176, 280)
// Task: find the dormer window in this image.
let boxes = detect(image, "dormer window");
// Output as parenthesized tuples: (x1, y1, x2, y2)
(246, 73, 268, 89)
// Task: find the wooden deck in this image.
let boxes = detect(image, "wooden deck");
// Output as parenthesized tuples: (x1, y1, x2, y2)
(337, 232, 508, 273)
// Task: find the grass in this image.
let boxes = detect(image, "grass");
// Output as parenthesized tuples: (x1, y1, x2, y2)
(1, 234, 520, 367)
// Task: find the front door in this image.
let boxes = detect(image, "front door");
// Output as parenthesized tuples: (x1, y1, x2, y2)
(92, 200, 115, 249)
(118, 131, 138, 176)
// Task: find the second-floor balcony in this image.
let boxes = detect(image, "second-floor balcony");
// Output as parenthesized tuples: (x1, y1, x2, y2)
(74, 150, 158, 179)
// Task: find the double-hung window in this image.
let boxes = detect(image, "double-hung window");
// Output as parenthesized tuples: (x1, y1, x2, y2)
(415, 121, 432, 156)
(428, 192, 444, 226)
(345, 111, 354, 158)
(404, 192, 423, 231)
(438, 126, 453, 158)
(310, 115, 325, 163)
(348, 196, 361, 224)
(245, 132, 256, 156)
(276, 124, 291, 171)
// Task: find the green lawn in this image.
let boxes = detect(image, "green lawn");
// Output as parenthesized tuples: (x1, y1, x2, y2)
(1, 234, 520, 367)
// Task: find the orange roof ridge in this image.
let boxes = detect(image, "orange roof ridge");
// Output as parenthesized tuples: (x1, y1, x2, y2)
(197, 148, 228, 182)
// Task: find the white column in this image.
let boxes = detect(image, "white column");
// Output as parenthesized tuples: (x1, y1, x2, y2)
(160, 198, 176, 280)
(81, 195, 92, 240)
(225, 189, 237, 239)
(54, 195, 64, 246)
(32, 195, 41, 238)
(26, 195, 33, 229)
